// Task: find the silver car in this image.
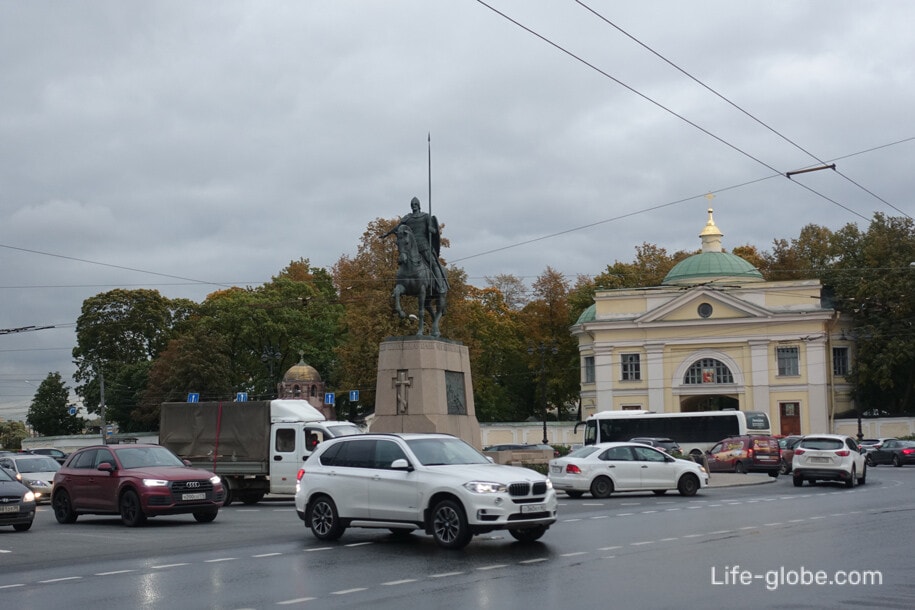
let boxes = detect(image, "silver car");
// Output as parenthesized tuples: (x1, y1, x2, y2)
(0, 454, 60, 503)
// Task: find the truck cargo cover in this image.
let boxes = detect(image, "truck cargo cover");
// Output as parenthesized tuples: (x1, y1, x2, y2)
(160, 401, 272, 464)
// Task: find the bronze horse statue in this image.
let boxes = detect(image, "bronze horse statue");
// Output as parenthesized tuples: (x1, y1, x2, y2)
(391, 224, 447, 337)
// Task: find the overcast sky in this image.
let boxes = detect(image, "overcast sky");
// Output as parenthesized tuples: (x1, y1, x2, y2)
(2, 1, 914, 421)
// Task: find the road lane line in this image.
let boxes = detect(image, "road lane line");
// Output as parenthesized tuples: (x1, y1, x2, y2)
(331, 588, 367, 595)
(382, 579, 418, 585)
(429, 572, 464, 578)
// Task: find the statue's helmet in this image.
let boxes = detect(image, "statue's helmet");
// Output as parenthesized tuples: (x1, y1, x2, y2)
(410, 196, 420, 208)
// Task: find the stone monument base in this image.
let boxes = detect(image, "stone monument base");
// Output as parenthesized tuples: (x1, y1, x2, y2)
(371, 336, 481, 448)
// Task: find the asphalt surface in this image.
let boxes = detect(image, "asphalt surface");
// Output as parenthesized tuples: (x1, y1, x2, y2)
(707, 472, 778, 487)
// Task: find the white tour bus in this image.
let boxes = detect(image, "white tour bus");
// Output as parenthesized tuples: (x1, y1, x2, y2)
(580, 410, 772, 456)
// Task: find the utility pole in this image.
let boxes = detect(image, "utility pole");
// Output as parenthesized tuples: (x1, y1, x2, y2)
(529, 343, 558, 445)
(99, 368, 107, 445)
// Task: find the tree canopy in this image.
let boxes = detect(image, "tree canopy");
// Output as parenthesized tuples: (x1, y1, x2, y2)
(35, 212, 915, 435)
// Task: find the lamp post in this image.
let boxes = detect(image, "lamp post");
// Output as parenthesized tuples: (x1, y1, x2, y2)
(261, 346, 282, 397)
(529, 343, 558, 445)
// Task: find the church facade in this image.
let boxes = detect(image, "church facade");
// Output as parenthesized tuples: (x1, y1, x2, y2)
(571, 209, 855, 436)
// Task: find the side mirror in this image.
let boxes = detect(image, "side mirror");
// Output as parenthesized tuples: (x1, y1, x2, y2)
(390, 458, 413, 472)
(97, 462, 116, 473)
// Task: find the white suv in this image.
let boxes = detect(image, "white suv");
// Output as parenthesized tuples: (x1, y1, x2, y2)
(792, 434, 866, 488)
(294, 433, 557, 549)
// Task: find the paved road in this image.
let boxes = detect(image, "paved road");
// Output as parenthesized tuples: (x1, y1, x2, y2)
(1, 467, 911, 609)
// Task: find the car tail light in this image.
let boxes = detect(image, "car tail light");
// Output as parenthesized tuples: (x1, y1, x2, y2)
(794, 448, 806, 455)
(902, 448, 915, 456)
(748, 449, 754, 459)
(296, 468, 306, 481)
(835, 450, 850, 457)
(565, 464, 582, 474)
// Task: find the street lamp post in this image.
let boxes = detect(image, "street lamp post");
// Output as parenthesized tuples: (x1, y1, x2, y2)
(261, 346, 282, 397)
(529, 343, 558, 445)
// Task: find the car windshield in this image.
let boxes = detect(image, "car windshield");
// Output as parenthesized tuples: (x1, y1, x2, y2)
(327, 423, 362, 437)
(405, 438, 490, 466)
(0, 468, 14, 482)
(17, 457, 61, 473)
(115, 446, 186, 469)
(898, 441, 915, 448)
(800, 438, 844, 450)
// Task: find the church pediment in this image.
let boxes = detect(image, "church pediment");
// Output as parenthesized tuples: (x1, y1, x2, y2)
(637, 288, 771, 324)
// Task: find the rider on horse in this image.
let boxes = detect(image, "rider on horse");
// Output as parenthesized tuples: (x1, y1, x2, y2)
(382, 196, 449, 294)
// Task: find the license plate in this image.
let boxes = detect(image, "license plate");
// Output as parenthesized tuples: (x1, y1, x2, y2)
(810, 457, 829, 463)
(0, 505, 18, 513)
(550, 466, 562, 473)
(182, 492, 206, 501)
(521, 503, 545, 514)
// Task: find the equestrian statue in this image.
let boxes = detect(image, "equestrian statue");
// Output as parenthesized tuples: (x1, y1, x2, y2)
(381, 196, 449, 337)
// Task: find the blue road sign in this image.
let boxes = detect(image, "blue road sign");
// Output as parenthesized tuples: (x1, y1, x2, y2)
(68, 406, 77, 416)
(349, 390, 359, 402)
(324, 392, 335, 405)
(187, 393, 200, 403)
(236, 392, 248, 402)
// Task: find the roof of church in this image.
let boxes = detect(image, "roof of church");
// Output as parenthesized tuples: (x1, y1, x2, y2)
(662, 208, 763, 285)
(283, 356, 321, 382)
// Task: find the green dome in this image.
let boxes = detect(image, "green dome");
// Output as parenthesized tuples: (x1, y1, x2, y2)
(575, 303, 596, 324)
(663, 251, 763, 285)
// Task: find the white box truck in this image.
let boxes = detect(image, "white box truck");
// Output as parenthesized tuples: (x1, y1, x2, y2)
(159, 400, 361, 505)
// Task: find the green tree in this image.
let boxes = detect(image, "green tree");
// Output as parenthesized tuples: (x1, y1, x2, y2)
(26, 372, 84, 436)
(134, 259, 345, 428)
(72, 289, 196, 416)
(0, 420, 29, 451)
(825, 214, 915, 414)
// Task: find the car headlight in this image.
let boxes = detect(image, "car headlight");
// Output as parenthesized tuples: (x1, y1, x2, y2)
(545, 478, 553, 489)
(142, 479, 169, 487)
(23, 491, 36, 503)
(464, 481, 508, 494)
(210, 475, 221, 486)
(699, 466, 708, 474)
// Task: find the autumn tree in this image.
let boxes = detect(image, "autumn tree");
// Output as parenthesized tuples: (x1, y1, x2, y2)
(594, 243, 690, 289)
(26, 372, 84, 436)
(763, 223, 836, 280)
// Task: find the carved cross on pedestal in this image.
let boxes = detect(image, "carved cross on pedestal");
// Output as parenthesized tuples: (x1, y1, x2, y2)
(393, 369, 412, 414)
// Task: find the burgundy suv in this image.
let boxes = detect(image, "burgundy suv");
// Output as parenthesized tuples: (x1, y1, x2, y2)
(52, 444, 225, 527)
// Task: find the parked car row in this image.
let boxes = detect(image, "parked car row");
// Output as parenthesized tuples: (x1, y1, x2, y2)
(865, 439, 915, 467)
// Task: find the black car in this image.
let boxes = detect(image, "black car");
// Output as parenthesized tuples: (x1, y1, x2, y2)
(0, 466, 36, 531)
(865, 439, 915, 467)
(629, 437, 682, 456)
(27, 447, 69, 465)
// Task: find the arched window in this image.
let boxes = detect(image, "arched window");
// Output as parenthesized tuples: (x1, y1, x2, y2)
(684, 358, 734, 384)
(310, 385, 317, 397)
(293, 385, 301, 397)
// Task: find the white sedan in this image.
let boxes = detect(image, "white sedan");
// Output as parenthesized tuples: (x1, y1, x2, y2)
(548, 442, 709, 498)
